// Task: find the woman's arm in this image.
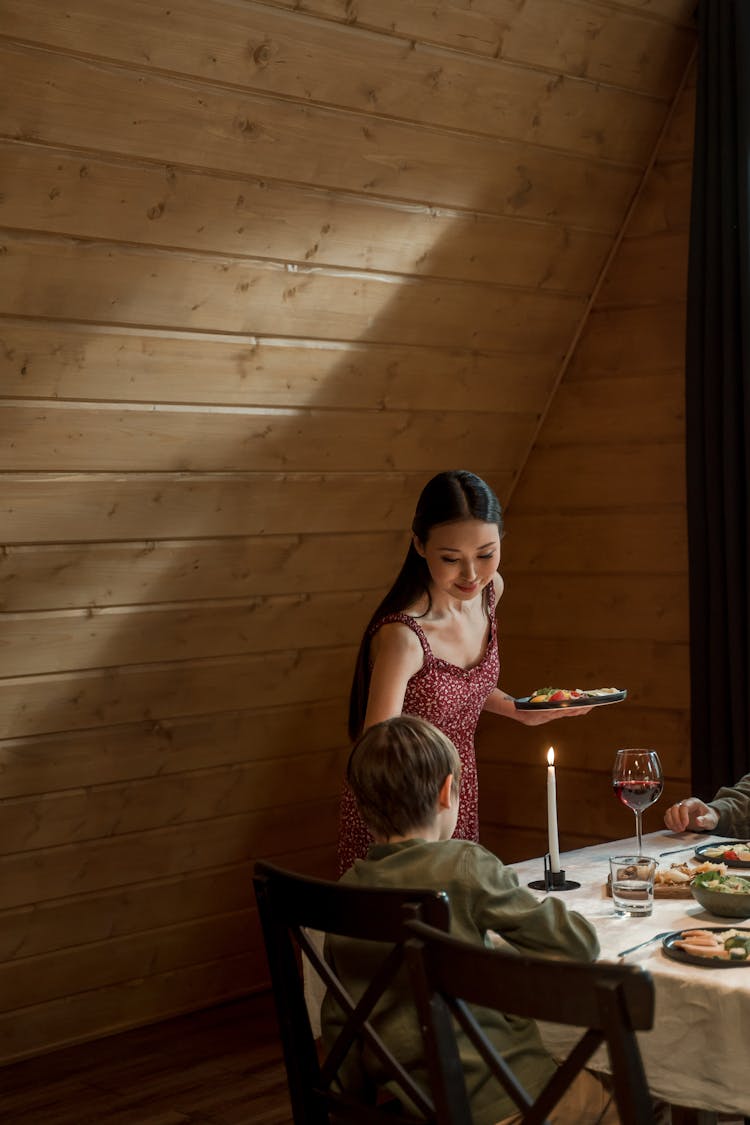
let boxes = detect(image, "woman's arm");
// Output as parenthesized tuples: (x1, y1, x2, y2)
(483, 687, 592, 725)
(484, 576, 533, 719)
(363, 622, 424, 730)
(485, 575, 591, 723)
(483, 687, 524, 719)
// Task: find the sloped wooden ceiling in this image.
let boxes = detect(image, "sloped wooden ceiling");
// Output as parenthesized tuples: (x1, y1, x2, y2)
(0, 0, 696, 1060)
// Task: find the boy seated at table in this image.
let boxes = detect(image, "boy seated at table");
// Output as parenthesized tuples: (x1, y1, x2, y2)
(322, 714, 648, 1125)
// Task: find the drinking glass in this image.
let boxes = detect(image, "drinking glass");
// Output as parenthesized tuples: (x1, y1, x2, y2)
(609, 855, 657, 916)
(612, 749, 664, 852)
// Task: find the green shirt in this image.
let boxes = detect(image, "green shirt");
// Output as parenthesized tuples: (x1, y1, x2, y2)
(711, 772, 750, 837)
(321, 837, 599, 1125)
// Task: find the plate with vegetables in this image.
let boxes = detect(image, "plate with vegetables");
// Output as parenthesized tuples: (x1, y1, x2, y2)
(662, 927, 750, 966)
(514, 687, 627, 710)
(690, 871, 750, 917)
(694, 841, 750, 868)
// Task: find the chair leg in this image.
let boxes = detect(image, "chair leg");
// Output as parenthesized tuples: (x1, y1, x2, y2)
(668, 1109, 718, 1125)
(671, 1108, 749, 1125)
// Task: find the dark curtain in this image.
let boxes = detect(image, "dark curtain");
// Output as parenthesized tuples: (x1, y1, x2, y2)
(686, 0, 750, 797)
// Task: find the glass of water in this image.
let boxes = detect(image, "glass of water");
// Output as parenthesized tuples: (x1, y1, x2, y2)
(609, 855, 657, 916)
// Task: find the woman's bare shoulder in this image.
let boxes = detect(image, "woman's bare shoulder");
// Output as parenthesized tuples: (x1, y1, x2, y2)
(370, 618, 423, 661)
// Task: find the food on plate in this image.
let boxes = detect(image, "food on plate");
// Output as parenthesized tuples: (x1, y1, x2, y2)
(529, 687, 584, 702)
(654, 863, 693, 885)
(528, 686, 621, 703)
(692, 871, 750, 895)
(671, 928, 750, 960)
(700, 841, 750, 863)
(654, 860, 726, 884)
(609, 861, 723, 898)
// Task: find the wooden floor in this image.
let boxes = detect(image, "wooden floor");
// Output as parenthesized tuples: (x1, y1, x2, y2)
(2, 991, 745, 1125)
(1, 991, 292, 1125)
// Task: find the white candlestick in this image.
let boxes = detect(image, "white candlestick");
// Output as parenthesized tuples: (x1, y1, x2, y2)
(547, 747, 561, 873)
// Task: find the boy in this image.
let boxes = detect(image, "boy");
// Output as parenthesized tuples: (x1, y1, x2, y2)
(322, 715, 623, 1125)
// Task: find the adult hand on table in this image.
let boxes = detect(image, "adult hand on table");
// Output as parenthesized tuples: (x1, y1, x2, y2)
(663, 797, 718, 832)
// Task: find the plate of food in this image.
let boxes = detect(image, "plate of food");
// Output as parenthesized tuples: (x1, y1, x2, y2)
(690, 871, 750, 917)
(694, 841, 750, 868)
(662, 926, 750, 966)
(514, 687, 626, 710)
(605, 861, 725, 900)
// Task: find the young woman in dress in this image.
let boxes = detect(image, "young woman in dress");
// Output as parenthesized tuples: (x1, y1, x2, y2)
(338, 469, 589, 874)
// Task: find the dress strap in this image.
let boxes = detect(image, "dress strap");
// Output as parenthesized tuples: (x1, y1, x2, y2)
(369, 613, 432, 660)
(485, 579, 496, 630)
(372, 584, 497, 658)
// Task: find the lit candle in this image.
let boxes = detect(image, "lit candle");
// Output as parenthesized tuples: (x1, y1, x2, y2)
(547, 747, 561, 874)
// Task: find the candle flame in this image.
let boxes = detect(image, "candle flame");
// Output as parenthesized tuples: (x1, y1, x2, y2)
(547, 747, 555, 766)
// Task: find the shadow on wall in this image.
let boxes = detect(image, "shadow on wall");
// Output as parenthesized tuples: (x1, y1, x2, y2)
(0, 42, 684, 1039)
(0, 146, 620, 733)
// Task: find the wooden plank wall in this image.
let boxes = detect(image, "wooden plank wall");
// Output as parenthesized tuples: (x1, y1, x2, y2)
(0, 0, 694, 1061)
(479, 66, 696, 863)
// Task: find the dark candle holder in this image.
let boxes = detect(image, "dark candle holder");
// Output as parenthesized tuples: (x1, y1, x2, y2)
(528, 852, 580, 892)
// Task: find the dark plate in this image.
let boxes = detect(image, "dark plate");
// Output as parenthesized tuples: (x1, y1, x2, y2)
(662, 926, 750, 967)
(694, 841, 750, 869)
(514, 689, 626, 711)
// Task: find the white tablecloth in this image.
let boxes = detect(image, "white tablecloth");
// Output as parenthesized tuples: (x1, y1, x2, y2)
(511, 830, 750, 1116)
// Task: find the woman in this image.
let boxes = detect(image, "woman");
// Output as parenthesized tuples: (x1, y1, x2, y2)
(339, 470, 588, 874)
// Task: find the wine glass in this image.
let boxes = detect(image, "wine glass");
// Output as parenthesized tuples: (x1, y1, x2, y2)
(612, 749, 664, 852)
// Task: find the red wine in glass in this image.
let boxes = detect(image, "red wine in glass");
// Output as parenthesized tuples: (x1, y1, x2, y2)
(612, 749, 663, 851)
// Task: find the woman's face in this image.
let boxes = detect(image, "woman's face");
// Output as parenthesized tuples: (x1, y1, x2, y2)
(415, 519, 501, 602)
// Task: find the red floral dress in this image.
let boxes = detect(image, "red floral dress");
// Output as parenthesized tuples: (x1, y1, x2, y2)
(337, 583, 499, 874)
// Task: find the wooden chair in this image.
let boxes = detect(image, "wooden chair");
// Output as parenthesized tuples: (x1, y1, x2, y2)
(404, 919, 658, 1125)
(252, 860, 450, 1125)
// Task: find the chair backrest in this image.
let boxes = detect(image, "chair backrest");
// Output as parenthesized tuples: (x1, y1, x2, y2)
(252, 860, 451, 1125)
(405, 920, 657, 1125)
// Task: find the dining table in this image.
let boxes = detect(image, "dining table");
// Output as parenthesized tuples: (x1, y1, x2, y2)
(511, 829, 750, 1121)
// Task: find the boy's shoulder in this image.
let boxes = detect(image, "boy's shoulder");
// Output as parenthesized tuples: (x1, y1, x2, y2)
(425, 837, 505, 862)
(346, 837, 505, 881)
(436, 837, 510, 876)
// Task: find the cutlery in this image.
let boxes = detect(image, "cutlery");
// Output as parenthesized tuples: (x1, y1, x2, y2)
(617, 931, 672, 959)
(659, 844, 700, 856)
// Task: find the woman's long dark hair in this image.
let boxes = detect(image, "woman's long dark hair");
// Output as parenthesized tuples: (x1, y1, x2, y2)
(348, 470, 503, 739)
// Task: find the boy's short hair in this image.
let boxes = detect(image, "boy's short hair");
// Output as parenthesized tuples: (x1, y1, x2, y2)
(346, 715, 461, 839)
